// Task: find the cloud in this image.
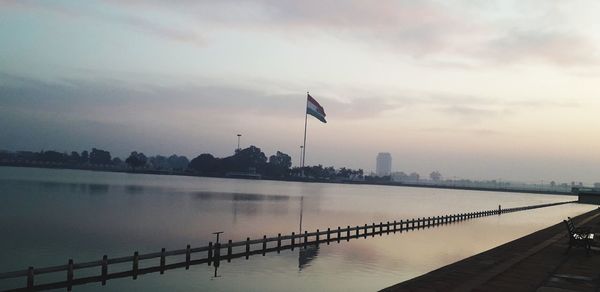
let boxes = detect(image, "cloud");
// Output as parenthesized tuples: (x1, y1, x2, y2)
(108, 0, 475, 56)
(476, 30, 599, 67)
(8, 0, 597, 67)
(2, 0, 205, 46)
(438, 105, 510, 118)
(0, 73, 399, 123)
(103, 0, 600, 67)
(421, 127, 504, 136)
(2, 72, 578, 127)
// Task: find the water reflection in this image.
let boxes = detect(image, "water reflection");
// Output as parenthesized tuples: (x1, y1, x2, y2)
(299, 245, 320, 270)
(0, 167, 596, 292)
(194, 192, 291, 202)
(88, 184, 109, 194)
(125, 185, 145, 194)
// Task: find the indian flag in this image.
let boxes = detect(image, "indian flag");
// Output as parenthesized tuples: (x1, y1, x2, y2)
(307, 93, 327, 123)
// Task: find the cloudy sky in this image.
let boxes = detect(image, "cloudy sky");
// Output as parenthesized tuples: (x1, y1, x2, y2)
(1, 0, 600, 183)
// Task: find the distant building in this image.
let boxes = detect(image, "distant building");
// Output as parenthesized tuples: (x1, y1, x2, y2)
(376, 152, 392, 177)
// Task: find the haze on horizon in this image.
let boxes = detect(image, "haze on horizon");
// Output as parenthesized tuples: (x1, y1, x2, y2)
(1, 0, 600, 184)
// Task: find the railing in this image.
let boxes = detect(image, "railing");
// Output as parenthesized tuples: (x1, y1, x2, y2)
(0, 200, 575, 291)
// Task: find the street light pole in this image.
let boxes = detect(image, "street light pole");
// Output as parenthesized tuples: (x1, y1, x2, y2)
(236, 134, 241, 152)
(299, 145, 303, 167)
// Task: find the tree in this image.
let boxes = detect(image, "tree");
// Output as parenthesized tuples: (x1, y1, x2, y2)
(232, 146, 267, 172)
(392, 171, 408, 182)
(430, 171, 442, 182)
(89, 148, 112, 165)
(126, 151, 147, 171)
(37, 150, 68, 163)
(149, 155, 168, 170)
(167, 155, 189, 170)
(81, 150, 89, 164)
(112, 157, 123, 166)
(409, 172, 420, 182)
(69, 151, 81, 163)
(266, 151, 292, 177)
(189, 153, 218, 174)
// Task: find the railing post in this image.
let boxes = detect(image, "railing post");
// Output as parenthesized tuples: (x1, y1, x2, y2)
(185, 245, 191, 270)
(337, 227, 341, 243)
(227, 240, 232, 262)
(101, 255, 108, 285)
(499, 205, 501, 215)
(263, 235, 267, 255)
(327, 228, 331, 244)
(304, 231, 308, 248)
(355, 226, 359, 238)
(214, 243, 221, 268)
(364, 224, 368, 238)
(291, 232, 295, 250)
(316, 229, 320, 243)
(277, 233, 282, 253)
(67, 259, 74, 291)
(208, 242, 213, 266)
(400, 220, 403, 232)
(379, 222, 383, 236)
(412, 218, 415, 230)
(160, 248, 166, 273)
(372, 223, 376, 237)
(346, 226, 350, 241)
(387, 221, 390, 234)
(132, 251, 139, 280)
(246, 237, 250, 259)
(27, 267, 34, 289)
(393, 220, 397, 233)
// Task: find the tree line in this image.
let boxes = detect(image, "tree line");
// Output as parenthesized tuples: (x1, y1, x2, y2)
(0, 146, 365, 180)
(0, 148, 189, 172)
(188, 145, 364, 180)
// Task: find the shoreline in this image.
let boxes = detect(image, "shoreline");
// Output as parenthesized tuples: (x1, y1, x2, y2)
(381, 207, 600, 291)
(0, 163, 574, 196)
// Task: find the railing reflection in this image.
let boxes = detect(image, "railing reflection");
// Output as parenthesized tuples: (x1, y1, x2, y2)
(0, 200, 576, 291)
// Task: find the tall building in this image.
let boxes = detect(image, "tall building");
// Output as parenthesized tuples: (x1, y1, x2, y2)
(376, 152, 392, 177)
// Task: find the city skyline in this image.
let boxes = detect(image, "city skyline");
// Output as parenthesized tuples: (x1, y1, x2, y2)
(2, 1, 600, 183)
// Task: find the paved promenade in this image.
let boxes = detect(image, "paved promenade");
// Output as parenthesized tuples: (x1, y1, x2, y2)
(382, 207, 600, 292)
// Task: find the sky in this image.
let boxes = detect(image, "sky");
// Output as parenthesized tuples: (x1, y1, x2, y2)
(1, 0, 600, 184)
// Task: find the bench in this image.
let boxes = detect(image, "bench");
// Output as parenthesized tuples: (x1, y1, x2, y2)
(564, 217, 594, 254)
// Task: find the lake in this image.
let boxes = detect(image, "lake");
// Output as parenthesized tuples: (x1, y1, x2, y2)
(0, 166, 594, 291)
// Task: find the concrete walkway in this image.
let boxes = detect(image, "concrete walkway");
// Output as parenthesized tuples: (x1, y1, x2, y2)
(382, 207, 600, 292)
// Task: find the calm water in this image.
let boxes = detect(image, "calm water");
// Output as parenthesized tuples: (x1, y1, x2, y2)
(0, 166, 594, 291)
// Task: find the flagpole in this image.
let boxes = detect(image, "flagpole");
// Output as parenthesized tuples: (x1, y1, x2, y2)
(302, 92, 309, 169)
